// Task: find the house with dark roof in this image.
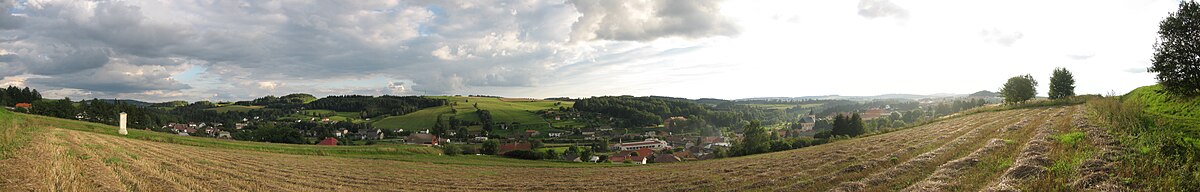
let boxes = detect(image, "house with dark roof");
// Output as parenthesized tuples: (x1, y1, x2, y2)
(406, 133, 439, 145)
(561, 154, 582, 162)
(608, 148, 654, 164)
(358, 129, 384, 140)
(653, 154, 681, 163)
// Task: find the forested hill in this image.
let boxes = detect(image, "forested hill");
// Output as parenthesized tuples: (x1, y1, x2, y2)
(305, 95, 446, 117)
(573, 96, 781, 129)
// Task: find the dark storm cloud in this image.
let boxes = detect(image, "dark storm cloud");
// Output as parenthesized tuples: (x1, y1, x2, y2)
(26, 63, 191, 93)
(0, 0, 738, 99)
(0, 0, 23, 29)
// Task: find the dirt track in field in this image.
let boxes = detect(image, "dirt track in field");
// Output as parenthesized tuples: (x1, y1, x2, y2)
(2, 106, 1108, 191)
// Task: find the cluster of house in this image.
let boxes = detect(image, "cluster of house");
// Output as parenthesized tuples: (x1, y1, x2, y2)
(315, 131, 448, 146)
(162, 122, 243, 139)
(606, 136, 731, 164)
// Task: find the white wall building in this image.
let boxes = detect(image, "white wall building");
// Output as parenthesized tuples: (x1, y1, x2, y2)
(615, 138, 670, 151)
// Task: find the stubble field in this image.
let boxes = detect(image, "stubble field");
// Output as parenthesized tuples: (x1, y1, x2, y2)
(0, 105, 1123, 191)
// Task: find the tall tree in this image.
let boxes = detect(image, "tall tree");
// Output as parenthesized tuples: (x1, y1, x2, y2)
(1000, 74, 1038, 104)
(1048, 67, 1076, 99)
(735, 121, 770, 156)
(481, 140, 500, 155)
(831, 114, 848, 136)
(848, 113, 865, 136)
(1150, 1, 1200, 97)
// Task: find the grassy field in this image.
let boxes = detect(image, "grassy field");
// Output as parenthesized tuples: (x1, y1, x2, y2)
(206, 105, 265, 113)
(372, 96, 573, 132)
(1123, 85, 1200, 133)
(0, 112, 604, 168)
(1085, 85, 1200, 190)
(2, 103, 1134, 190)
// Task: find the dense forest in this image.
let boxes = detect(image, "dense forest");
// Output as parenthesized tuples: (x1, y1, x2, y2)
(0, 86, 41, 106)
(233, 93, 317, 109)
(305, 95, 446, 118)
(573, 96, 757, 128)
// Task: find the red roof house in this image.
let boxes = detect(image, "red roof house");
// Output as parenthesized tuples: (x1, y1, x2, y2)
(609, 148, 654, 164)
(317, 137, 339, 146)
(14, 103, 31, 109)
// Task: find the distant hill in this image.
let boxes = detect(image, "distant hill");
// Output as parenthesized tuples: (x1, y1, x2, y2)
(739, 93, 964, 101)
(372, 96, 573, 134)
(968, 90, 1000, 97)
(88, 99, 154, 107)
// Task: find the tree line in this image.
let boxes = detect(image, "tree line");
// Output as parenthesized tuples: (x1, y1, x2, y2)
(305, 95, 445, 118)
(0, 86, 41, 106)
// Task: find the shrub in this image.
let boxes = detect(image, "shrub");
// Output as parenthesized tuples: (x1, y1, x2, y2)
(441, 144, 462, 156)
(502, 150, 543, 160)
(1150, 1, 1200, 97)
(1052, 131, 1085, 146)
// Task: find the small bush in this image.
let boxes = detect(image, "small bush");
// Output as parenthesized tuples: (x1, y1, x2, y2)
(1053, 131, 1085, 146)
(502, 150, 543, 160)
(441, 144, 462, 156)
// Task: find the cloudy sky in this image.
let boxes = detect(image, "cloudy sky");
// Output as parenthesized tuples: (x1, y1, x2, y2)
(0, 0, 1179, 102)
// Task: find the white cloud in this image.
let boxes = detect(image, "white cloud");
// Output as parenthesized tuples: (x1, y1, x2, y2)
(858, 0, 909, 20)
(0, 0, 1180, 102)
(980, 28, 1024, 46)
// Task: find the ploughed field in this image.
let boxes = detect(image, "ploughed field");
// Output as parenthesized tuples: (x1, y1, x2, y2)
(0, 105, 1122, 191)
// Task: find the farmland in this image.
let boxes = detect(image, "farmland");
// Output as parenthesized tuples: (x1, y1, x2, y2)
(372, 96, 573, 132)
(1, 104, 1131, 191)
(205, 105, 265, 113)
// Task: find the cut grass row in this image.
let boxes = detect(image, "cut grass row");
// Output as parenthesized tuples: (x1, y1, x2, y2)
(0, 109, 37, 159)
(2, 104, 1076, 191)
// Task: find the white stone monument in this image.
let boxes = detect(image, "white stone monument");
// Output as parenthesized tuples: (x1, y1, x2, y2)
(119, 112, 128, 135)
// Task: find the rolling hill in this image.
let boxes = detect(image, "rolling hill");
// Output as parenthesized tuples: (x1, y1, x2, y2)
(1, 103, 1133, 191)
(372, 96, 573, 132)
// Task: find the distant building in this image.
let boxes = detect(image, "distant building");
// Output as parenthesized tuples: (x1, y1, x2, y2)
(561, 154, 582, 162)
(663, 116, 688, 129)
(609, 148, 654, 164)
(861, 108, 887, 120)
(13, 103, 31, 109)
(615, 138, 669, 151)
(358, 129, 384, 140)
(653, 154, 681, 163)
(581, 128, 597, 136)
(317, 137, 339, 146)
(406, 133, 439, 146)
(217, 131, 232, 139)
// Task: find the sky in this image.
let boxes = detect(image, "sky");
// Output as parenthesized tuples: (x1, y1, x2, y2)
(0, 0, 1180, 102)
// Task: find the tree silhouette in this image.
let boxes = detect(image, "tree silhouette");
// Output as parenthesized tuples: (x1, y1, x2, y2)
(1150, 1, 1200, 97)
(1049, 67, 1076, 99)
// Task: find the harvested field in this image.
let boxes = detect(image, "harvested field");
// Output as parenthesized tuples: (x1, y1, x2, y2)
(2, 105, 1115, 191)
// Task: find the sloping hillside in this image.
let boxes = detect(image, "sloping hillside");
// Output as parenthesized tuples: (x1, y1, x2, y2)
(372, 96, 573, 132)
(0, 104, 1130, 191)
(1124, 84, 1200, 133)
